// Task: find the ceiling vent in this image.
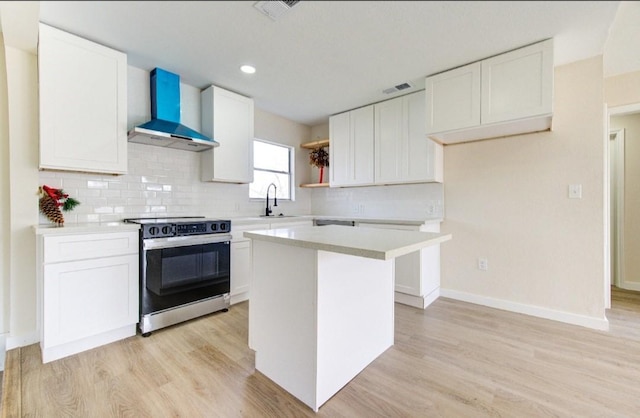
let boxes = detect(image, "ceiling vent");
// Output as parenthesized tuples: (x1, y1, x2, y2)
(383, 82, 413, 95)
(254, 1, 301, 21)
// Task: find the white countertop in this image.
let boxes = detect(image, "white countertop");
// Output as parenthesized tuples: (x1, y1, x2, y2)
(230, 215, 442, 227)
(33, 222, 140, 236)
(244, 225, 451, 260)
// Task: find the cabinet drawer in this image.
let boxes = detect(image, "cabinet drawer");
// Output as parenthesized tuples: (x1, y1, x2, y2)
(44, 231, 138, 263)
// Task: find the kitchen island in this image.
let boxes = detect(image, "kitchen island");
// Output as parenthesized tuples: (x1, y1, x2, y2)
(244, 225, 451, 411)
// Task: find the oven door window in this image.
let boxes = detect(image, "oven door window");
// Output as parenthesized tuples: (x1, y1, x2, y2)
(146, 242, 230, 296)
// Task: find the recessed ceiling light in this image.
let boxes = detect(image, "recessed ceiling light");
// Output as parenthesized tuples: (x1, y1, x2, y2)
(240, 65, 256, 74)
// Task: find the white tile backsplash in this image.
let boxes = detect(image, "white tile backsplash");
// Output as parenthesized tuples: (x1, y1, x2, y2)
(38, 143, 312, 224)
(39, 144, 443, 225)
(310, 182, 444, 219)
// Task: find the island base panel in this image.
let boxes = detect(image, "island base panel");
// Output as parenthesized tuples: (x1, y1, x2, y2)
(316, 250, 394, 408)
(250, 241, 395, 411)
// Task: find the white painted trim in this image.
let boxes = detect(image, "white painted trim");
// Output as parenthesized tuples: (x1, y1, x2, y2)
(41, 324, 135, 364)
(6, 330, 39, 350)
(610, 129, 625, 289)
(230, 291, 249, 305)
(619, 282, 640, 292)
(440, 289, 610, 331)
(604, 105, 611, 309)
(609, 103, 640, 116)
(0, 333, 6, 371)
(394, 288, 440, 309)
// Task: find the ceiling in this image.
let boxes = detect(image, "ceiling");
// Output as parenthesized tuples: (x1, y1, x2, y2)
(37, 1, 623, 127)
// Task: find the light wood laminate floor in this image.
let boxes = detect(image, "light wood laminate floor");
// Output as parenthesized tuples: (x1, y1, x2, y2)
(5, 287, 640, 417)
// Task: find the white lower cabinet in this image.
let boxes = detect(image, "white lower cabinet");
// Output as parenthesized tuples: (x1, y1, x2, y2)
(231, 240, 252, 304)
(357, 222, 441, 309)
(230, 219, 313, 305)
(37, 230, 139, 363)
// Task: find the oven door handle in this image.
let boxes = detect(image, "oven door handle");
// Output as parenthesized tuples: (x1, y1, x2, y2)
(143, 234, 232, 250)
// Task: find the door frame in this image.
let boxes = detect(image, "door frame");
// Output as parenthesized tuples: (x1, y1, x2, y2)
(609, 128, 625, 288)
(608, 103, 640, 293)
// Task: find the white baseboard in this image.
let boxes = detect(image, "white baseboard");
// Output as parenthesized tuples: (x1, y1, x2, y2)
(230, 292, 249, 305)
(395, 288, 440, 309)
(440, 289, 609, 331)
(619, 281, 640, 292)
(0, 334, 5, 371)
(41, 324, 135, 364)
(7, 330, 39, 350)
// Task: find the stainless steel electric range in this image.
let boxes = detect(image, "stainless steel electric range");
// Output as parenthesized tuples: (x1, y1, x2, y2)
(123, 217, 231, 336)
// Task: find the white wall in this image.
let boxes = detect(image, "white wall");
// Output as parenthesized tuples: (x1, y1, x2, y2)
(441, 56, 607, 329)
(0, 34, 9, 339)
(38, 66, 313, 224)
(4, 46, 40, 347)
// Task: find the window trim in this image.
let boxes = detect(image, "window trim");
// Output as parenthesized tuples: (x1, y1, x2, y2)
(249, 138, 295, 201)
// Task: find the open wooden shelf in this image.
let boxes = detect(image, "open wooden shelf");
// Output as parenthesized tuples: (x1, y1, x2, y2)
(299, 182, 329, 188)
(300, 138, 329, 149)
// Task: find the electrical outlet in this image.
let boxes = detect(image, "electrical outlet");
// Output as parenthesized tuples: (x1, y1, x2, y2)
(478, 258, 488, 271)
(352, 204, 360, 214)
(568, 184, 582, 199)
(359, 204, 365, 214)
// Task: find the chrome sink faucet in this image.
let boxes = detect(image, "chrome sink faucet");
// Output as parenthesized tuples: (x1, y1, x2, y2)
(265, 183, 278, 216)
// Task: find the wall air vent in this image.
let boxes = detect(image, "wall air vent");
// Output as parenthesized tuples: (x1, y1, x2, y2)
(383, 82, 413, 95)
(254, 0, 301, 21)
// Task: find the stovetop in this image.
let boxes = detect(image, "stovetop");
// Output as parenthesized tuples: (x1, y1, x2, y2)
(123, 216, 206, 224)
(123, 217, 231, 238)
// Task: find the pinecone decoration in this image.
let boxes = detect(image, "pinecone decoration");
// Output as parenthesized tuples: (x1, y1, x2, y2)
(40, 194, 64, 225)
(38, 185, 80, 226)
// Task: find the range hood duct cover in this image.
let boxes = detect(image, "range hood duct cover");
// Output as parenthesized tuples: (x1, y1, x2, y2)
(128, 68, 219, 152)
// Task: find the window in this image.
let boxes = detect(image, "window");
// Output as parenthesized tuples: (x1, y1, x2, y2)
(250, 139, 294, 200)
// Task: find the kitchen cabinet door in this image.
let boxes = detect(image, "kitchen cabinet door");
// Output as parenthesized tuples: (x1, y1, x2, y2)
(231, 240, 251, 304)
(201, 86, 254, 183)
(376, 91, 443, 185)
(38, 23, 128, 175)
(374, 96, 403, 183)
(425, 62, 481, 135)
(329, 105, 374, 187)
(42, 255, 138, 348)
(425, 39, 553, 144)
(481, 39, 553, 124)
(38, 230, 139, 363)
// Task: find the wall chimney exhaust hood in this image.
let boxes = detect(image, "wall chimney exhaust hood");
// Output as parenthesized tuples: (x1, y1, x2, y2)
(128, 68, 219, 151)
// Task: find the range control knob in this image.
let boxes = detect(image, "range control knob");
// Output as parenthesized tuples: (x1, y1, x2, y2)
(148, 226, 159, 236)
(161, 225, 171, 235)
(220, 223, 227, 231)
(211, 223, 218, 231)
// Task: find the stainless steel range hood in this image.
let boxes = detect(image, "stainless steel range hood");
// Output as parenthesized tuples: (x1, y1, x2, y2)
(128, 68, 219, 151)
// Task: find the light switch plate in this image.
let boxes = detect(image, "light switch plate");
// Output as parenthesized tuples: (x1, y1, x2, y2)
(569, 184, 582, 199)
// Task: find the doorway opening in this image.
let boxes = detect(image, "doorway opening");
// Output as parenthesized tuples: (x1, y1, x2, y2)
(608, 103, 640, 304)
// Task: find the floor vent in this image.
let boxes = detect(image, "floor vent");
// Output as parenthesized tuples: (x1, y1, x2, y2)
(254, 0, 301, 21)
(383, 82, 413, 94)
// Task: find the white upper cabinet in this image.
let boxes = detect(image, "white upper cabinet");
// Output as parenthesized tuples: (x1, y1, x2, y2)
(329, 105, 375, 187)
(375, 91, 443, 184)
(425, 39, 553, 144)
(481, 40, 553, 124)
(425, 62, 481, 135)
(200, 85, 254, 183)
(38, 23, 128, 174)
